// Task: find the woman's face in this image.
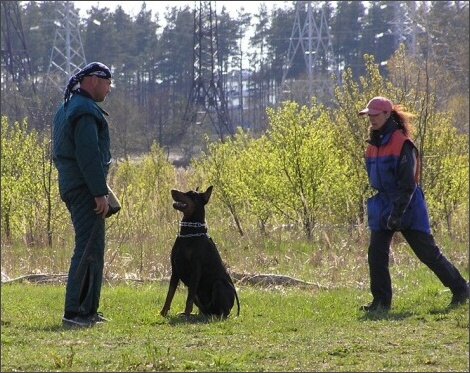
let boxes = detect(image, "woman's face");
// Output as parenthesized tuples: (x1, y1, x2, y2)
(367, 111, 390, 130)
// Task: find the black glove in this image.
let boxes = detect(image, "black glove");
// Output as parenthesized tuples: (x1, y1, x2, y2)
(387, 215, 401, 231)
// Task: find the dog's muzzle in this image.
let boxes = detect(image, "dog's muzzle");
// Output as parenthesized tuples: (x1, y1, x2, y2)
(173, 202, 187, 209)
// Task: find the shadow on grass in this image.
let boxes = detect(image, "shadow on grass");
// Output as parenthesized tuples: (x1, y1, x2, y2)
(358, 303, 461, 321)
(23, 323, 97, 332)
(431, 303, 468, 314)
(153, 313, 230, 326)
(358, 310, 413, 321)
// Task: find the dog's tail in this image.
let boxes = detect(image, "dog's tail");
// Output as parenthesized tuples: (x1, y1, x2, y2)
(234, 287, 240, 316)
(228, 275, 240, 316)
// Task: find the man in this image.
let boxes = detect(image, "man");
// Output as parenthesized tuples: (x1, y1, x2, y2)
(53, 62, 114, 327)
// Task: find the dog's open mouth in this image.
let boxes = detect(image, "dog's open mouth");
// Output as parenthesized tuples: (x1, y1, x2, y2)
(173, 201, 187, 209)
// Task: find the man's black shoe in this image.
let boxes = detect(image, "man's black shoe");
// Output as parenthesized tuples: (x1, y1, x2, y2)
(89, 312, 109, 323)
(449, 282, 470, 307)
(360, 300, 391, 312)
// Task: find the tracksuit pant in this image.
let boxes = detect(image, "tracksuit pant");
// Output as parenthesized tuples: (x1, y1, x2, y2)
(63, 186, 105, 318)
(368, 229, 468, 306)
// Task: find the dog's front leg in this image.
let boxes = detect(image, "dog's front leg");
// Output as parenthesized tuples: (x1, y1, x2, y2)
(160, 275, 179, 317)
(183, 266, 202, 316)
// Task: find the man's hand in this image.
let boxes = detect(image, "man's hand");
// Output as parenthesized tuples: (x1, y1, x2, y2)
(94, 195, 109, 218)
(387, 215, 401, 231)
(105, 186, 121, 217)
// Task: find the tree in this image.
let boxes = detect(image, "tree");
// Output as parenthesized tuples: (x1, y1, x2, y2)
(1, 116, 62, 246)
(265, 6, 296, 87)
(426, 1, 469, 100)
(359, 1, 396, 77)
(191, 130, 250, 237)
(265, 100, 351, 239)
(386, 44, 469, 236)
(330, 1, 366, 80)
(1, 1, 468, 157)
(420, 114, 469, 235)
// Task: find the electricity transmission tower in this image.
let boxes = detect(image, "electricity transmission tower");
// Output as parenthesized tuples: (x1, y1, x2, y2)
(45, 1, 87, 91)
(280, 1, 337, 106)
(389, 1, 424, 56)
(181, 1, 233, 142)
(1, 1, 35, 92)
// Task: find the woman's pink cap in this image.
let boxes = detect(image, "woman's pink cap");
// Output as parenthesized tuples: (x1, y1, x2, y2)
(359, 96, 393, 115)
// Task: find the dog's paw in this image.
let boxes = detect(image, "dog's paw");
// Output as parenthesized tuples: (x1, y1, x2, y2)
(160, 309, 169, 317)
(178, 312, 193, 318)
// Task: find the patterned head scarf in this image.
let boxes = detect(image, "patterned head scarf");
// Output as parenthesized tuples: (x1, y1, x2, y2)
(63, 62, 112, 105)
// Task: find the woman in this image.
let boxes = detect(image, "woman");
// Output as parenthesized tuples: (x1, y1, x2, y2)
(358, 96, 469, 311)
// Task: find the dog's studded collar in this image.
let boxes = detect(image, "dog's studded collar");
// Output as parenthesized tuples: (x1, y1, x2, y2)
(177, 221, 209, 238)
(177, 232, 210, 238)
(179, 222, 206, 228)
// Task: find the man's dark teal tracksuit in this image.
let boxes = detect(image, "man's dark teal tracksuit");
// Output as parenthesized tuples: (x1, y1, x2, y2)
(53, 90, 110, 319)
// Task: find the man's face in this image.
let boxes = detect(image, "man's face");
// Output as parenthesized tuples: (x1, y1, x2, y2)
(94, 77, 112, 102)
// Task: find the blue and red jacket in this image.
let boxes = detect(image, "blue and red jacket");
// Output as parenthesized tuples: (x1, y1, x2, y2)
(365, 120, 430, 233)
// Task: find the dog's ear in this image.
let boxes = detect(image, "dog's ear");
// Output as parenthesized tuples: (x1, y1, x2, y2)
(203, 185, 213, 204)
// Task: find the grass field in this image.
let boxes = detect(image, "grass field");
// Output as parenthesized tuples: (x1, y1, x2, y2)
(1, 268, 468, 372)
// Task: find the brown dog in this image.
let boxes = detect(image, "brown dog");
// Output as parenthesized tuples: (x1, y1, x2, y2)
(160, 186, 240, 318)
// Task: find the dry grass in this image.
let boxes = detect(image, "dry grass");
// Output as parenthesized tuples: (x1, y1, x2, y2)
(2, 222, 468, 295)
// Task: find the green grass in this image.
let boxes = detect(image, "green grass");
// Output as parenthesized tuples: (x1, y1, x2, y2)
(2, 228, 468, 371)
(1, 270, 469, 372)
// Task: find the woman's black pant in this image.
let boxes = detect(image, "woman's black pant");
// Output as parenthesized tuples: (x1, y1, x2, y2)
(368, 229, 467, 305)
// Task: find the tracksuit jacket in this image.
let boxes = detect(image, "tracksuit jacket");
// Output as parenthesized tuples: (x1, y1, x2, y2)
(52, 90, 111, 201)
(365, 119, 431, 233)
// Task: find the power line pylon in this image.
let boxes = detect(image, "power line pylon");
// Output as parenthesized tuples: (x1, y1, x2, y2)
(181, 1, 233, 142)
(45, 1, 86, 91)
(280, 1, 337, 106)
(390, 1, 421, 55)
(0, 1, 36, 92)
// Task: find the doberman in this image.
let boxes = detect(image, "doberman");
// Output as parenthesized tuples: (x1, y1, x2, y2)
(160, 186, 240, 319)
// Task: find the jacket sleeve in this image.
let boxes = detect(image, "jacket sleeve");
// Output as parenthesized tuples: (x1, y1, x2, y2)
(73, 114, 108, 197)
(390, 140, 417, 218)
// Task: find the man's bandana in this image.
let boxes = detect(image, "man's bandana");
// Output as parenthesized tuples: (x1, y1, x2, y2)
(63, 62, 112, 104)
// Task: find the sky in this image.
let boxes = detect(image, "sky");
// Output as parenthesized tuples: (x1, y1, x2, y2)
(74, 1, 289, 18)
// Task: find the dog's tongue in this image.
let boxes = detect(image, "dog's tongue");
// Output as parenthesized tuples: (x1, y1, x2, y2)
(173, 201, 187, 209)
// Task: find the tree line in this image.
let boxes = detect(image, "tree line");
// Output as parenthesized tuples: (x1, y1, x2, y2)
(2, 50, 468, 250)
(1, 1, 468, 162)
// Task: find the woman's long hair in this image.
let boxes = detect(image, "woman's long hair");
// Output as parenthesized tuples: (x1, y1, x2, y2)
(391, 104, 415, 137)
